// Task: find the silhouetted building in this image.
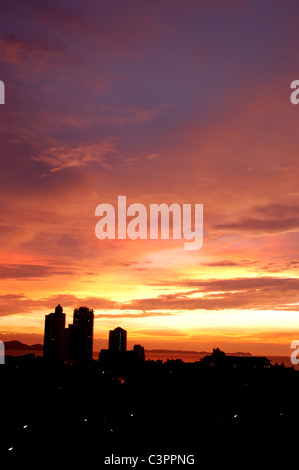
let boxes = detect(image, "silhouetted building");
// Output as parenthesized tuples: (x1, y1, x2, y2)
(200, 348, 271, 369)
(43, 304, 65, 360)
(133, 344, 145, 361)
(63, 306, 94, 363)
(73, 306, 94, 361)
(62, 326, 73, 363)
(99, 329, 145, 373)
(109, 327, 127, 352)
(44, 304, 94, 364)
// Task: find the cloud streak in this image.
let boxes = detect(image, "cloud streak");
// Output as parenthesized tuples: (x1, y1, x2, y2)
(215, 204, 299, 235)
(2, 276, 299, 317)
(32, 140, 116, 172)
(0, 264, 71, 279)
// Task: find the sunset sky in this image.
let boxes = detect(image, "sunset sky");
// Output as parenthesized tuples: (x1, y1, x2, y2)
(1, 0, 299, 355)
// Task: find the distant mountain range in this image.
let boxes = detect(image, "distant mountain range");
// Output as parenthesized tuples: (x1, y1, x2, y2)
(144, 349, 252, 356)
(4, 340, 43, 351)
(3, 341, 252, 357)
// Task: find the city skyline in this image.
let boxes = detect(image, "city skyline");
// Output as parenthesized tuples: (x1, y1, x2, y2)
(2, 1, 299, 356)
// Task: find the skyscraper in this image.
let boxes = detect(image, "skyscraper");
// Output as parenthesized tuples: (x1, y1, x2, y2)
(43, 304, 65, 360)
(44, 304, 94, 363)
(72, 306, 94, 361)
(109, 327, 127, 352)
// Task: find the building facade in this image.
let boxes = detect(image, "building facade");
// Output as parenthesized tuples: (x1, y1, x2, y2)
(73, 306, 94, 361)
(43, 304, 65, 360)
(43, 305, 94, 363)
(109, 327, 127, 352)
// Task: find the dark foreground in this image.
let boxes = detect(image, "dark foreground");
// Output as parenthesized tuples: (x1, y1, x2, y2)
(1, 354, 298, 465)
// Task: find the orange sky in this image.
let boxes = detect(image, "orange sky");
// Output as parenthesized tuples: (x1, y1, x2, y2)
(1, 1, 299, 355)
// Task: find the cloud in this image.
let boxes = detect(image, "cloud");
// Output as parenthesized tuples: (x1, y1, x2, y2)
(95, 311, 175, 319)
(0, 0, 159, 73)
(42, 294, 117, 311)
(146, 153, 163, 160)
(134, 327, 187, 337)
(213, 203, 299, 236)
(172, 276, 299, 291)
(0, 264, 71, 279)
(135, 276, 299, 312)
(0, 292, 176, 317)
(3, 276, 299, 317)
(0, 0, 87, 31)
(0, 294, 40, 316)
(95, 104, 167, 127)
(216, 216, 299, 235)
(0, 293, 115, 317)
(0, 30, 67, 69)
(202, 261, 240, 267)
(31, 140, 116, 172)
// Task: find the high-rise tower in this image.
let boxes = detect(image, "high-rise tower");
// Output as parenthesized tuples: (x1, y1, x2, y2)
(109, 327, 127, 352)
(43, 304, 65, 360)
(72, 306, 94, 361)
